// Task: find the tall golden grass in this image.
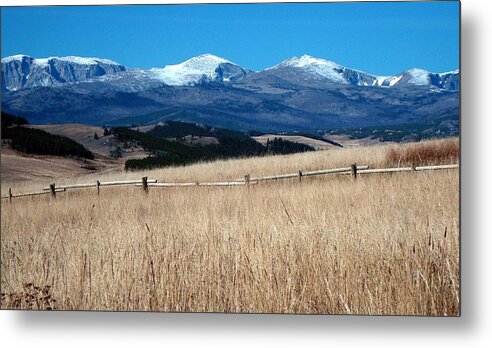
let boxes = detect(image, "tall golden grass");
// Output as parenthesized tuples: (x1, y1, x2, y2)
(1, 139, 459, 315)
(386, 137, 459, 167)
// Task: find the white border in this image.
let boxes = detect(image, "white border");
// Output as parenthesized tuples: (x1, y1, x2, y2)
(2, 1, 492, 347)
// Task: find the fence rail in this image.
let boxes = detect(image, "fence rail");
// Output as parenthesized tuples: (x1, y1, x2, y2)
(41, 179, 158, 191)
(340, 164, 459, 175)
(137, 180, 256, 188)
(2, 163, 459, 201)
(7, 188, 66, 199)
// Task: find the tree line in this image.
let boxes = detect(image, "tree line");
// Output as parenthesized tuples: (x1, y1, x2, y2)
(1, 112, 94, 160)
(112, 125, 314, 171)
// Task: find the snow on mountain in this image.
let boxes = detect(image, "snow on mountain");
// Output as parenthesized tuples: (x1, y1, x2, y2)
(1, 53, 459, 92)
(374, 75, 403, 87)
(265, 54, 459, 91)
(379, 68, 460, 90)
(89, 68, 168, 92)
(1, 55, 30, 64)
(150, 54, 251, 86)
(37, 56, 121, 66)
(1, 54, 126, 91)
(437, 70, 460, 91)
(266, 54, 381, 87)
(1, 54, 459, 133)
(439, 69, 460, 76)
(267, 55, 348, 84)
(2, 55, 120, 66)
(407, 68, 431, 85)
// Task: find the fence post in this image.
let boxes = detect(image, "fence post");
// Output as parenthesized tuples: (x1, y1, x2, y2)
(142, 176, 148, 193)
(96, 180, 100, 195)
(49, 183, 56, 197)
(298, 170, 302, 182)
(9, 187, 12, 203)
(244, 174, 250, 187)
(351, 163, 358, 180)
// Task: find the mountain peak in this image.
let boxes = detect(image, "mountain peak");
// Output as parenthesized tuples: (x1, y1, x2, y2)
(2, 54, 33, 63)
(406, 67, 429, 73)
(265, 54, 347, 84)
(439, 69, 459, 76)
(2, 54, 126, 91)
(2, 52, 459, 91)
(151, 53, 246, 86)
(191, 53, 231, 64)
(402, 67, 432, 85)
(2, 55, 121, 66)
(49, 56, 122, 66)
(275, 54, 340, 69)
(164, 54, 233, 70)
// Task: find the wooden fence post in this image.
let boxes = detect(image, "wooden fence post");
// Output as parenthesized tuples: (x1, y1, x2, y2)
(49, 183, 56, 197)
(142, 176, 148, 193)
(96, 180, 100, 195)
(351, 163, 358, 180)
(244, 174, 250, 187)
(298, 170, 302, 182)
(9, 188, 12, 203)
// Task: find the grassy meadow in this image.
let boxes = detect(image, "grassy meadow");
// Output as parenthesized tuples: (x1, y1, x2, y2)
(1, 138, 460, 315)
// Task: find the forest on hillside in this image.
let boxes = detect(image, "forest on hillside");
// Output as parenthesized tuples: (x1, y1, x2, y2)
(113, 122, 314, 170)
(1, 112, 94, 160)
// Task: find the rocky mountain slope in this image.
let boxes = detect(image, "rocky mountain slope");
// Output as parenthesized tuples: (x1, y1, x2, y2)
(1, 53, 460, 133)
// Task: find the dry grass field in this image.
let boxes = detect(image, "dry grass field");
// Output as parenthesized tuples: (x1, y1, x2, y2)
(0, 147, 128, 182)
(0, 138, 459, 315)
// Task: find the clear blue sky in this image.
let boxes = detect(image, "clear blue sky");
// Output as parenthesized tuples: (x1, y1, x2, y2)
(1, 2, 459, 75)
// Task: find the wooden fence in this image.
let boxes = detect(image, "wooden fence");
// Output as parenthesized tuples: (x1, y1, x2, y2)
(1, 163, 459, 201)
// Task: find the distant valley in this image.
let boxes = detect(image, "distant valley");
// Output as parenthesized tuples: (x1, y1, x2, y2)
(1, 112, 324, 178)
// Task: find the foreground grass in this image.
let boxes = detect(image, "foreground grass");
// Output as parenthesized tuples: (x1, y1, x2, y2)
(1, 139, 459, 315)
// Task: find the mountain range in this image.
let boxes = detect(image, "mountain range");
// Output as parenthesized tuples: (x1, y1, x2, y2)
(1, 53, 459, 133)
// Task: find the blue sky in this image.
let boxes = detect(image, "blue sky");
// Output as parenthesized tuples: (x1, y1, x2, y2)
(1, 2, 459, 75)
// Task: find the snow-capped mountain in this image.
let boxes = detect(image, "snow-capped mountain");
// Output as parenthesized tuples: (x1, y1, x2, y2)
(1, 53, 459, 92)
(263, 54, 459, 90)
(438, 70, 460, 90)
(1, 53, 253, 91)
(265, 55, 377, 86)
(1, 53, 459, 133)
(374, 68, 459, 91)
(149, 54, 253, 86)
(1, 55, 126, 91)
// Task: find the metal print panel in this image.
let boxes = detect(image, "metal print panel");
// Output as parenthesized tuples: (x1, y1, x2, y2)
(0, 1, 460, 315)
